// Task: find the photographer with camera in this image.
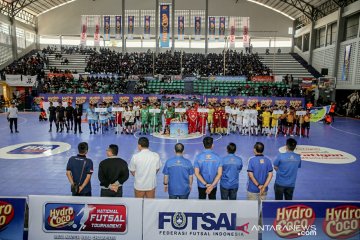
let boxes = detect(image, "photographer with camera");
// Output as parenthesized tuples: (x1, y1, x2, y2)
(66, 142, 94, 196)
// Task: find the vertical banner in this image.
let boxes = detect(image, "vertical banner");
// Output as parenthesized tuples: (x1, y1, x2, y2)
(115, 16, 122, 40)
(229, 17, 236, 48)
(28, 195, 143, 240)
(160, 4, 170, 48)
(262, 201, 360, 239)
(0, 197, 26, 240)
(219, 17, 226, 41)
(128, 16, 134, 40)
(143, 199, 259, 240)
(144, 16, 151, 40)
(80, 16, 88, 46)
(209, 17, 215, 41)
(242, 17, 250, 48)
(342, 45, 352, 81)
(103, 16, 110, 41)
(178, 16, 184, 41)
(194, 16, 201, 40)
(94, 16, 100, 46)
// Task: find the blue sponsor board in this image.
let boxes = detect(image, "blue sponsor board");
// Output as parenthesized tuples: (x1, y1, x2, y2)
(0, 198, 26, 240)
(8, 144, 60, 155)
(262, 201, 360, 240)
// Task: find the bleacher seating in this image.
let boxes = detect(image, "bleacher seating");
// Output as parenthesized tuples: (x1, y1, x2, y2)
(147, 80, 184, 94)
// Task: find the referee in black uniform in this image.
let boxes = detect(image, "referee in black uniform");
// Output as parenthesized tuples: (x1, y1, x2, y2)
(98, 144, 129, 197)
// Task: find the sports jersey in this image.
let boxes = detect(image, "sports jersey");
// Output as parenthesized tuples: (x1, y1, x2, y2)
(262, 111, 271, 127)
(194, 149, 222, 188)
(220, 154, 243, 189)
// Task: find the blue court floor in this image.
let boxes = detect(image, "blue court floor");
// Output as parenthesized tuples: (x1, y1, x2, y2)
(0, 112, 359, 200)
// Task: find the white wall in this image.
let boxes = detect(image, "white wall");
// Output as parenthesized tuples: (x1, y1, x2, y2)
(312, 46, 336, 77)
(38, 0, 293, 37)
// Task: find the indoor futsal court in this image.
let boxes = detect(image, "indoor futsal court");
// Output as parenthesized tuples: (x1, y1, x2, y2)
(0, 112, 359, 200)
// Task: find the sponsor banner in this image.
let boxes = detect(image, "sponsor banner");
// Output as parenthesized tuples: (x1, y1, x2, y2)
(0, 197, 26, 240)
(144, 16, 151, 39)
(5, 74, 36, 86)
(143, 199, 259, 240)
(310, 105, 330, 122)
(342, 45, 352, 81)
(115, 16, 122, 40)
(178, 16, 184, 40)
(279, 145, 356, 164)
(47, 73, 73, 79)
(242, 17, 250, 48)
(160, 4, 170, 47)
(103, 16, 111, 41)
(28, 195, 143, 240)
(80, 16, 88, 45)
(94, 16, 101, 46)
(229, 17, 236, 48)
(219, 17, 226, 40)
(262, 201, 360, 239)
(251, 76, 274, 82)
(194, 17, 201, 40)
(128, 16, 134, 39)
(209, 17, 216, 41)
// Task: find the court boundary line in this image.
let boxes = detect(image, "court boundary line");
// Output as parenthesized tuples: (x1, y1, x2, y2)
(329, 123, 360, 137)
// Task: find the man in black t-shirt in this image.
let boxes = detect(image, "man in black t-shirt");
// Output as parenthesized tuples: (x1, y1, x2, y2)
(73, 104, 83, 134)
(65, 102, 74, 133)
(98, 144, 129, 197)
(48, 102, 57, 132)
(66, 142, 94, 196)
(56, 102, 66, 132)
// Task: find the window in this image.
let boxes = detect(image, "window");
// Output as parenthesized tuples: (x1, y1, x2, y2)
(295, 36, 302, 50)
(315, 27, 325, 48)
(326, 22, 337, 46)
(344, 13, 359, 40)
(303, 33, 310, 52)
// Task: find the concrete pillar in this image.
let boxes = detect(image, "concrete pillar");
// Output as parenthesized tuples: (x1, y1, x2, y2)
(9, 17, 18, 61)
(333, 7, 345, 79)
(205, 0, 208, 55)
(35, 17, 40, 50)
(155, 0, 159, 55)
(290, 20, 296, 53)
(308, 20, 315, 65)
(122, 0, 126, 53)
(171, 0, 175, 53)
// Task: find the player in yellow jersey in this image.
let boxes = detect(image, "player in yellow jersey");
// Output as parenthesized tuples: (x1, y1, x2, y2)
(207, 105, 215, 135)
(271, 108, 280, 136)
(261, 108, 271, 136)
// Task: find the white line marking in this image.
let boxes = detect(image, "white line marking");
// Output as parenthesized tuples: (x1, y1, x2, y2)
(329, 124, 360, 137)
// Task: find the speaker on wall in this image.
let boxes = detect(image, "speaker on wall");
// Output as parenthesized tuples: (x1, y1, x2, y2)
(321, 68, 328, 76)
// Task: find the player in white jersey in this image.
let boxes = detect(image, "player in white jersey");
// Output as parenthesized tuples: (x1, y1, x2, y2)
(108, 102, 115, 128)
(98, 103, 109, 134)
(236, 105, 244, 134)
(133, 103, 141, 131)
(242, 107, 251, 135)
(86, 104, 97, 134)
(249, 106, 259, 135)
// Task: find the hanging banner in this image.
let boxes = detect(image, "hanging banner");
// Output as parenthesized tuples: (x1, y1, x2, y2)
(28, 195, 143, 240)
(80, 16, 87, 45)
(342, 45, 352, 81)
(94, 16, 100, 46)
(0, 197, 26, 240)
(160, 4, 170, 48)
(262, 201, 360, 239)
(128, 16, 134, 40)
(209, 17, 215, 41)
(5, 74, 37, 86)
(103, 16, 110, 41)
(178, 16, 185, 41)
(115, 16, 122, 40)
(242, 17, 250, 48)
(194, 16, 201, 40)
(143, 199, 259, 240)
(229, 17, 236, 48)
(144, 16, 151, 40)
(219, 17, 226, 41)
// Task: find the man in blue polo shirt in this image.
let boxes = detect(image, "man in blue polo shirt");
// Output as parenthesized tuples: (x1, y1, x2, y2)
(274, 138, 301, 200)
(163, 143, 194, 199)
(194, 136, 222, 200)
(220, 143, 243, 200)
(66, 142, 94, 196)
(247, 142, 273, 200)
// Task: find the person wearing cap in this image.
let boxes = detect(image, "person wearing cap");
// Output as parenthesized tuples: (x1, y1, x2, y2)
(98, 144, 129, 197)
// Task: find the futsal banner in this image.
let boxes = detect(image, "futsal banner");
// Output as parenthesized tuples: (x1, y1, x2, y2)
(209, 17, 215, 41)
(0, 197, 26, 240)
(144, 16, 151, 39)
(229, 17, 236, 48)
(115, 16, 122, 40)
(103, 16, 110, 41)
(5, 74, 37, 86)
(242, 17, 250, 48)
(194, 16, 201, 40)
(341, 45, 352, 81)
(80, 16, 87, 45)
(128, 16, 134, 39)
(28, 195, 143, 240)
(94, 15, 100, 46)
(262, 201, 360, 239)
(219, 17, 226, 39)
(178, 16, 184, 40)
(143, 199, 259, 240)
(160, 4, 170, 48)
(310, 105, 331, 122)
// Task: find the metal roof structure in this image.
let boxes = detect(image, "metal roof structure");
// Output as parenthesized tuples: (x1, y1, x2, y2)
(0, 0, 358, 27)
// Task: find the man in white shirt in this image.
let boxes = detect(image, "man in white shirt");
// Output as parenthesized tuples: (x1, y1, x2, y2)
(8, 103, 19, 133)
(129, 137, 162, 198)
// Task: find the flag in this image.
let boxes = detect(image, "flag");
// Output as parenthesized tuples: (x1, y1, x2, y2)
(160, 4, 170, 48)
(178, 16, 184, 41)
(103, 16, 110, 41)
(194, 16, 201, 40)
(128, 16, 134, 39)
(80, 16, 88, 46)
(94, 16, 100, 46)
(144, 16, 151, 39)
(242, 17, 250, 48)
(209, 17, 215, 41)
(115, 16, 121, 40)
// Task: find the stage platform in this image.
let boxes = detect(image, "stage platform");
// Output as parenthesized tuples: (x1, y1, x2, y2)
(0, 113, 359, 200)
